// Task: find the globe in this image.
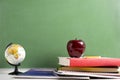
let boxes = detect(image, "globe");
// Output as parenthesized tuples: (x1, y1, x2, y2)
(5, 43, 26, 65)
(5, 43, 26, 75)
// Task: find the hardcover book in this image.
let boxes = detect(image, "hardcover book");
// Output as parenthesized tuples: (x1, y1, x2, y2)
(58, 66, 120, 73)
(58, 57, 120, 67)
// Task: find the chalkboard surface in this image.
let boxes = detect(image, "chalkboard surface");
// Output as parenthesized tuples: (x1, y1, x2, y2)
(0, 0, 119, 68)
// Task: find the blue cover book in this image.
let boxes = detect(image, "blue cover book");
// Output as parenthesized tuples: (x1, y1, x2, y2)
(21, 69, 56, 76)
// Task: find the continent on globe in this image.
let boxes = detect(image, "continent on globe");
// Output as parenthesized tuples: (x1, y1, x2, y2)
(7, 44, 19, 59)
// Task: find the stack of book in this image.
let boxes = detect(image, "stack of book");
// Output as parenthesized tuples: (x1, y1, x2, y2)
(57, 56, 120, 79)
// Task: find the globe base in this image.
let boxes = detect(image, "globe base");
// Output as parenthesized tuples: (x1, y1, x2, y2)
(8, 63, 23, 75)
(9, 71, 23, 75)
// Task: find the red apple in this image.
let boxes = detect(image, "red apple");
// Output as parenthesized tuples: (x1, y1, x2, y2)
(67, 39, 86, 58)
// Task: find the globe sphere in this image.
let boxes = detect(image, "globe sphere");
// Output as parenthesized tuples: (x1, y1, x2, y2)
(5, 44, 26, 65)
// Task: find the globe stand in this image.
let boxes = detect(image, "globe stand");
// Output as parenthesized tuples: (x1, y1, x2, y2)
(5, 43, 26, 75)
(9, 63, 23, 75)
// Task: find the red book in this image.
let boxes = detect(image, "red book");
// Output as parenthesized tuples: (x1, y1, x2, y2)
(58, 57, 120, 67)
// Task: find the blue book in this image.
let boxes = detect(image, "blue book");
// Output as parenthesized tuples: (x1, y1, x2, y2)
(21, 69, 57, 76)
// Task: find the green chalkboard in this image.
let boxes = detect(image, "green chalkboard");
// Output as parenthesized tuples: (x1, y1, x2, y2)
(0, 0, 120, 68)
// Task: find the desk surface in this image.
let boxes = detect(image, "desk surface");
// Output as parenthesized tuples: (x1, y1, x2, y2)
(1, 68, 120, 80)
(0, 68, 29, 80)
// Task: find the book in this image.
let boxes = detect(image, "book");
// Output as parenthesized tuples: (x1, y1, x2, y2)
(13, 68, 90, 80)
(56, 70, 120, 79)
(58, 57, 120, 67)
(58, 66, 120, 73)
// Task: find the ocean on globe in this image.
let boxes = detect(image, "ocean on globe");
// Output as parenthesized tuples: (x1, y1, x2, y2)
(5, 44, 26, 65)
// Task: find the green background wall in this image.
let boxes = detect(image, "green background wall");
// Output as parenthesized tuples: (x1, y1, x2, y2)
(0, 0, 119, 68)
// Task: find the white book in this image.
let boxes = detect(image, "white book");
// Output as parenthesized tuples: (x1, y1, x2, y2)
(13, 75, 90, 80)
(56, 70, 120, 79)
